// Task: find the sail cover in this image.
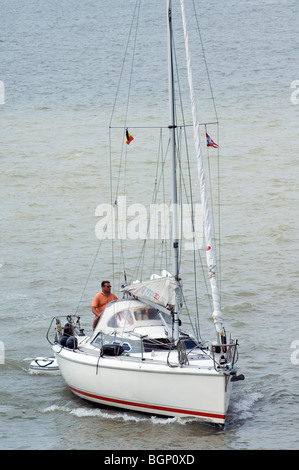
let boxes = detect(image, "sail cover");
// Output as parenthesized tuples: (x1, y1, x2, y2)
(121, 276, 177, 310)
(180, 0, 223, 336)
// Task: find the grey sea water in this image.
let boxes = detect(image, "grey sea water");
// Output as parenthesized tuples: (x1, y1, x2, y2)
(1, 0, 299, 450)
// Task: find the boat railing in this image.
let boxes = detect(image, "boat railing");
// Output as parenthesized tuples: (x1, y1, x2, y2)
(211, 339, 239, 371)
(46, 315, 85, 346)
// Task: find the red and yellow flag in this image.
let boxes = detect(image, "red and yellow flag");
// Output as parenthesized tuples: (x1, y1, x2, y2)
(126, 129, 134, 145)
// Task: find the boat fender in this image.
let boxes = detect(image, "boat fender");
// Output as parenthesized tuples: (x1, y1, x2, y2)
(66, 336, 78, 349)
(221, 328, 227, 353)
(59, 322, 74, 346)
(219, 355, 227, 365)
(231, 373, 245, 382)
(211, 342, 221, 354)
(63, 322, 73, 336)
(59, 335, 78, 348)
(59, 335, 69, 346)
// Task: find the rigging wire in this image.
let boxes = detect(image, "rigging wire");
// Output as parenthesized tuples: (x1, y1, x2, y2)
(109, 0, 141, 286)
(129, 128, 170, 283)
(109, 0, 141, 128)
(74, 2, 221, 344)
(191, 0, 218, 121)
(73, 1, 142, 311)
(74, 238, 105, 317)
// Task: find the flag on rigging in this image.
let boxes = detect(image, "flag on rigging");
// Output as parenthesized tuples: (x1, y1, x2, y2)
(206, 132, 218, 148)
(126, 129, 134, 145)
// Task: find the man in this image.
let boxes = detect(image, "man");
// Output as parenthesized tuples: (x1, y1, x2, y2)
(92, 281, 118, 330)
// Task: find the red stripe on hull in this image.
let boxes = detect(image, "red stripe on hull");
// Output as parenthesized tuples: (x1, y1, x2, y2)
(69, 385, 225, 421)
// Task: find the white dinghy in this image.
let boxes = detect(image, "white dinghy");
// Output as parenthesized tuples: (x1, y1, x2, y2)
(29, 357, 60, 375)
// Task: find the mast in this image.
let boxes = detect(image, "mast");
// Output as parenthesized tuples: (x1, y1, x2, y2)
(167, 0, 180, 342)
(180, 0, 223, 340)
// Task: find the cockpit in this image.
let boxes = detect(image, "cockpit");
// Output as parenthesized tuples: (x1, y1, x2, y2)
(91, 299, 171, 338)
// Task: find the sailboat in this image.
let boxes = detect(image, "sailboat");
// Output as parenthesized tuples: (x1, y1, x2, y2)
(48, 0, 244, 426)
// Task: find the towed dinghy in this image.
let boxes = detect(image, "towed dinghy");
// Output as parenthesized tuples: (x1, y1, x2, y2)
(29, 357, 60, 375)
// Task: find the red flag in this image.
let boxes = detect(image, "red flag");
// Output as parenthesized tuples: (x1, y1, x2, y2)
(206, 132, 218, 148)
(126, 129, 134, 145)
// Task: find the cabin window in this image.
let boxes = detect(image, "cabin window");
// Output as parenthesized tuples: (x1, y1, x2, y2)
(133, 307, 160, 321)
(106, 306, 161, 327)
(107, 309, 134, 328)
(143, 337, 172, 351)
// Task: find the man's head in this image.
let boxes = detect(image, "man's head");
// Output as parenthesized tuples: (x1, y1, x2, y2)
(101, 281, 111, 294)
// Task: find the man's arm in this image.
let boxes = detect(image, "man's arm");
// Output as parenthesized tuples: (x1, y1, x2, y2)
(92, 294, 101, 317)
(92, 305, 100, 317)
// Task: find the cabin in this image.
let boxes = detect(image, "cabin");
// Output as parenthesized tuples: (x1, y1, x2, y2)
(90, 298, 195, 356)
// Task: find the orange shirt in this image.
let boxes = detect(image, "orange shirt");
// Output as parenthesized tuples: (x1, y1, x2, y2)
(92, 291, 118, 316)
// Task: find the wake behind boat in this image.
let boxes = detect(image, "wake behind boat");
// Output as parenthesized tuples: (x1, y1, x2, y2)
(46, 0, 244, 426)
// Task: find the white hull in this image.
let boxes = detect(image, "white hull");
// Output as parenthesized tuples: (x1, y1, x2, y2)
(53, 344, 233, 425)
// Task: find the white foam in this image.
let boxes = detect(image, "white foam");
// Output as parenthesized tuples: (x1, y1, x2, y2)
(41, 404, 206, 425)
(230, 391, 263, 420)
(41, 404, 147, 422)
